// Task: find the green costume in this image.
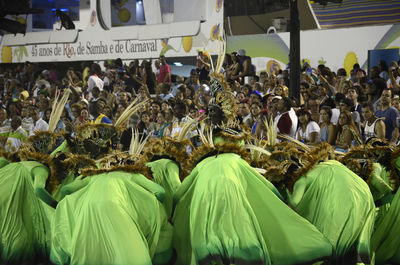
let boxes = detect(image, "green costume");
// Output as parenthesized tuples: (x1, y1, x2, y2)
(371, 156, 400, 264)
(0, 161, 54, 264)
(173, 152, 333, 265)
(371, 187, 400, 264)
(50, 171, 173, 265)
(368, 163, 394, 230)
(147, 158, 181, 218)
(288, 160, 375, 264)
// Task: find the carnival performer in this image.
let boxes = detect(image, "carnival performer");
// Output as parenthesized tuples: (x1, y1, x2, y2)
(172, 41, 333, 265)
(50, 101, 173, 265)
(0, 90, 71, 264)
(144, 133, 193, 219)
(369, 144, 400, 264)
(265, 141, 375, 264)
(313, 137, 399, 265)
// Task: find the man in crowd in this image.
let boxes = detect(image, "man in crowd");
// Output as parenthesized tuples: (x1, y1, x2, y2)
(239, 99, 251, 124)
(375, 88, 400, 143)
(361, 102, 385, 141)
(160, 83, 174, 101)
(171, 76, 185, 97)
(88, 63, 104, 99)
(157, 56, 171, 84)
(29, 105, 49, 135)
(340, 97, 361, 133)
(5, 116, 27, 152)
(20, 105, 33, 135)
(89, 100, 113, 124)
(170, 101, 187, 138)
(233, 49, 254, 84)
(346, 86, 363, 121)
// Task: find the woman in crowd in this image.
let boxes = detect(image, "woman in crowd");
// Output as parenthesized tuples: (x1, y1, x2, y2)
(137, 111, 152, 138)
(245, 101, 262, 133)
(176, 85, 186, 102)
(241, 84, 252, 97)
(152, 111, 170, 138)
(335, 110, 361, 152)
(163, 107, 174, 136)
(184, 85, 196, 106)
(296, 108, 320, 145)
(274, 84, 284, 97)
(319, 106, 336, 144)
(275, 84, 289, 98)
(73, 107, 90, 126)
(227, 52, 241, 83)
(142, 60, 157, 94)
(71, 103, 83, 127)
(44, 108, 52, 124)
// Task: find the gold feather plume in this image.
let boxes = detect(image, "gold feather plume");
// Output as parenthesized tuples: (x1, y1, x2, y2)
(48, 89, 71, 132)
(115, 97, 148, 128)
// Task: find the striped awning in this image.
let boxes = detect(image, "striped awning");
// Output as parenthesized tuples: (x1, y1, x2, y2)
(310, 0, 400, 29)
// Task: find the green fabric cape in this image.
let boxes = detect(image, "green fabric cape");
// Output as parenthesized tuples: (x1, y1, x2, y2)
(173, 153, 332, 265)
(0, 161, 54, 263)
(50, 171, 172, 265)
(288, 160, 375, 264)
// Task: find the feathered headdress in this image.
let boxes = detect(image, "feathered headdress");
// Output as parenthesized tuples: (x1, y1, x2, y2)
(72, 98, 149, 159)
(75, 123, 119, 159)
(62, 153, 97, 176)
(140, 117, 199, 179)
(206, 38, 238, 122)
(263, 142, 334, 192)
(24, 131, 64, 155)
(18, 147, 66, 193)
(23, 90, 71, 155)
(48, 89, 71, 132)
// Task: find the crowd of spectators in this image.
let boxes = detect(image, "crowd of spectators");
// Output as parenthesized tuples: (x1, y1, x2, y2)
(0, 49, 399, 153)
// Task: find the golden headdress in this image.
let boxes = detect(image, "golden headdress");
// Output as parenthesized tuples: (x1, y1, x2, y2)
(62, 153, 97, 176)
(207, 38, 238, 122)
(18, 147, 66, 193)
(141, 117, 199, 179)
(81, 129, 152, 179)
(263, 142, 334, 192)
(22, 90, 71, 155)
(71, 98, 148, 159)
(340, 141, 397, 189)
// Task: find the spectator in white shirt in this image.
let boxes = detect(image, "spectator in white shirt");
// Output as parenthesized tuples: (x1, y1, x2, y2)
(296, 108, 320, 145)
(160, 83, 174, 102)
(171, 76, 185, 97)
(88, 63, 104, 99)
(20, 105, 34, 135)
(28, 105, 49, 136)
(5, 116, 27, 152)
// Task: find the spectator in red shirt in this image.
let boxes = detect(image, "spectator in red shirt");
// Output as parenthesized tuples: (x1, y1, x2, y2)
(157, 55, 171, 84)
